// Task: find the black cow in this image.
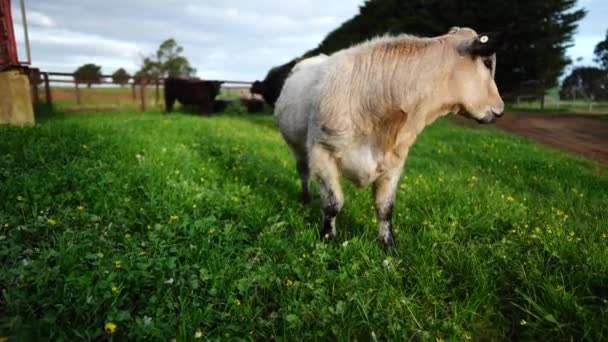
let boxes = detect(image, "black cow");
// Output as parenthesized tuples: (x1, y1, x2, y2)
(240, 98, 265, 113)
(250, 59, 297, 107)
(164, 78, 224, 113)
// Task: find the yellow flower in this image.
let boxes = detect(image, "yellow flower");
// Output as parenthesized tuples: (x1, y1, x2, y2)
(46, 218, 57, 226)
(147, 224, 151, 230)
(436, 338, 445, 342)
(506, 196, 514, 203)
(234, 299, 241, 306)
(138, 250, 146, 256)
(111, 285, 120, 294)
(82, 144, 88, 150)
(16, 195, 24, 201)
(520, 319, 528, 326)
(170, 215, 178, 221)
(463, 331, 472, 340)
(114, 260, 122, 269)
(602, 233, 607, 240)
(124, 233, 131, 239)
(77, 205, 84, 211)
(195, 329, 203, 338)
(209, 228, 215, 235)
(104, 322, 117, 334)
(284, 278, 293, 287)
(141, 241, 146, 247)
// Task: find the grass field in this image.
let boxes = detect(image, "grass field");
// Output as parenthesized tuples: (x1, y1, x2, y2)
(1, 108, 607, 341)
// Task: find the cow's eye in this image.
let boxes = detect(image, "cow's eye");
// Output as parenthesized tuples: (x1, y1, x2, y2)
(483, 58, 493, 70)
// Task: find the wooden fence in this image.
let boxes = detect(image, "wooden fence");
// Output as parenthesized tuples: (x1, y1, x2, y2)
(33, 71, 254, 112)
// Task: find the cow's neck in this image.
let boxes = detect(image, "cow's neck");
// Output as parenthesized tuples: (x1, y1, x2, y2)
(388, 90, 456, 161)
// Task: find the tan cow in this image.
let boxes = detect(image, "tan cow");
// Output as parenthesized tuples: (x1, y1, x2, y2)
(274, 27, 504, 248)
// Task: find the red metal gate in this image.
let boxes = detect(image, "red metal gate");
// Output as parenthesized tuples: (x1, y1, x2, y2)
(0, 0, 18, 66)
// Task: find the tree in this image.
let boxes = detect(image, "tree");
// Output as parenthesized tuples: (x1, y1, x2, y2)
(133, 70, 148, 84)
(302, 0, 585, 95)
(560, 67, 608, 101)
(111, 68, 131, 87)
(156, 39, 196, 78)
(136, 39, 196, 81)
(594, 29, 608, 69)
(74, 63, 102, 88)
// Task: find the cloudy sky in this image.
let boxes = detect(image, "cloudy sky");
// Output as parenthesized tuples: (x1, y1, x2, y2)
(10, 0, 607, 81)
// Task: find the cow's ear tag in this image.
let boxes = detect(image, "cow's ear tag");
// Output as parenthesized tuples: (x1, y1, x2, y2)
(480, 35, 489, 44)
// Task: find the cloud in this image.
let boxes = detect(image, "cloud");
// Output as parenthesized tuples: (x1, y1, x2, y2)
(181, 4, 339, 33)
(11, 0, 606, 81)
(27, 10, 55, 28)
(28, 28, 146, 60)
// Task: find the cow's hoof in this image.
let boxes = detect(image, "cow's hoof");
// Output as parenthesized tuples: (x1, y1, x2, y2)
(299, 192, 311, 205)
(378, 235, 397, 254)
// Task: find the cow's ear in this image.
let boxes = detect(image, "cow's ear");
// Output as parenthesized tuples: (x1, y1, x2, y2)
(458, 32, 504, 57)
(448, 27, 460, 34)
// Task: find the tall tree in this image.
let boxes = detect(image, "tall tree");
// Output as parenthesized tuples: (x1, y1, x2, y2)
(594, 29, 608, 69)
(303, 0, 585, 95)
(111, 68, 131, 87)
(136, 39, 196, 80)
(74, 63, 102, 88)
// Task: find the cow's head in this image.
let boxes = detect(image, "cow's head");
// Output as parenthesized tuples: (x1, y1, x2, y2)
(250, 80, 265, 96)
(206, 81, 224, 98)
(447, 27, 505, 124)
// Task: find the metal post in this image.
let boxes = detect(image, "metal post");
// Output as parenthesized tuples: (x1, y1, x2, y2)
(43, 72, 52, 106)
(19, 0, 31, 65)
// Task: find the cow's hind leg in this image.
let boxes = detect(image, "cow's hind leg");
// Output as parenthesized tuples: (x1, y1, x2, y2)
(373, 167, 402, 250)
(294, 153, 311, 204)
(310, 145, 343, 240)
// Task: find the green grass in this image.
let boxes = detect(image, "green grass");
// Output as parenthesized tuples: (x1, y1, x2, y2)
(1, 108, 607, 341)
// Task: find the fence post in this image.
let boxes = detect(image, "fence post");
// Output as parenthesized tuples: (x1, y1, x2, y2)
(75, 82, 81, 105)
(43, 72, 52, 106)
(31, 80, 39, 103)
(140, 80, 146, 111)
(155, 79, 159, 106)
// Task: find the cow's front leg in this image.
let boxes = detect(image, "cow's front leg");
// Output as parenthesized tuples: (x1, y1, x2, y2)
(310, 145, 343, 240)
(373, 167, 403, 249)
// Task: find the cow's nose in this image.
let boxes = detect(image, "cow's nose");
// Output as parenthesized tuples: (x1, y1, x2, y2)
(493, 110, 504, 117)
(476, 113, 495, 124)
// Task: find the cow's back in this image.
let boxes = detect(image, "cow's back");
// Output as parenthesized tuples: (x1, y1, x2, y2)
(275, 56, 327, 153)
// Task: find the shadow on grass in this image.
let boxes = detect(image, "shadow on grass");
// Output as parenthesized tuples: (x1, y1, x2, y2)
(189, 122, 369, 243)
(34, 103, 67, 122)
